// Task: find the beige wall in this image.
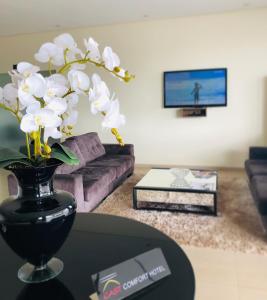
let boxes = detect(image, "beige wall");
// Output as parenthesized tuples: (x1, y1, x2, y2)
(0, 8, 267, 197)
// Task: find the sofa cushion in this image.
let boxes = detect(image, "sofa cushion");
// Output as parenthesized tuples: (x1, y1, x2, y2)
(73, 166, 116, 184)
(250, 175, 267, 215)
(245, 159, 267, 179)
(87, 154, 134, 178)
(73, 166, 116, 209)
(55, 137, 86, 175)
(75, 132, 105, 163)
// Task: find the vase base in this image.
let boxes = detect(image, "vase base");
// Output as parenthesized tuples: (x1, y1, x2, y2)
(18, 257, 64, 283)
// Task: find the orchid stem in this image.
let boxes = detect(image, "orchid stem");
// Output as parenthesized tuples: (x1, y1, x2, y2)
(25, 133, 31, 159)
(0, 103, 21, 122)
(58, 58, 134, 82)
(62, 89, 75, 98)
(48, 60, 52, 75)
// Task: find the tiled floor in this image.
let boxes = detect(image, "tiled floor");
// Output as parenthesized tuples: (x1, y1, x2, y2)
(183, 246, 267, 300)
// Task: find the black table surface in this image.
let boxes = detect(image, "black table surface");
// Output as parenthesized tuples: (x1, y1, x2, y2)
(0, 213, 195, 300)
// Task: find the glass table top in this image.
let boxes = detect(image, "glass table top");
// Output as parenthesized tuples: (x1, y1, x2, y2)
(135, 168, 217, 192)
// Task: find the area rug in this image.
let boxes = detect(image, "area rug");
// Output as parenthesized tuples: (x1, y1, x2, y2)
(94, 167, 267, 255)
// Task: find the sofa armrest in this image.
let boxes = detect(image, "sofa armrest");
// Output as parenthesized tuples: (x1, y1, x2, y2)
(249, 147, 267, 160)
(54, 174, 85, 211)
(103, 144, 134, 156)
(8, 174, 18, 196)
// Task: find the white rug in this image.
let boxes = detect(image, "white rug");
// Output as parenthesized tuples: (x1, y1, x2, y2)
(94, 167, 267, 255)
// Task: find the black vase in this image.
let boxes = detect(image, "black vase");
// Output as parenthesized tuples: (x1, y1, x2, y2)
(0, 161, 76, 283)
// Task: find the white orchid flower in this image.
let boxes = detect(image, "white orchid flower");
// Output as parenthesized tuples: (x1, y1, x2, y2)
(63, 109, 78, 127)
(102, 47, 120, 71)
(89, 74, 111, 114)
(90, 73, 110, 97)
(17, 62, 40, 78)
(90, 93, 110, 115)
(20, 107, 62, 134)
(54, 33, 84, 67)
(66, 93, 79, 108)
(8, 70, 24, 88)
(3, 83, 18, 103)
(18, 74, 46, 107)
(35, 42, 64, 66)
(68, 70, 90, 94)
(54, 33, 77, 51)
(84, 37, 101, 62)
(102, 99, 125, 129)
(44, 127, 62, 142)
(49, 74, 68, 87)
(65, 50, 86, 70)
(44, 75, 68, 103)
(2, 83, 20, 110)
(21, 102, 62, 143)
(46, 98, 67, 116)
(20, 113, 40, 133)
(26, 101, 41, 114)
(91, 73, 107, 90)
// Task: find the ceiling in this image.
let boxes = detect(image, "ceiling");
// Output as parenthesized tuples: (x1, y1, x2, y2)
(1, 0, 267, 37)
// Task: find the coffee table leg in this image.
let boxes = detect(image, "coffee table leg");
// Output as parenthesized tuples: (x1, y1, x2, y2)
(133, 188, 138, 209)
(213, 193, 217, 216)
(132, 188, 218, 216)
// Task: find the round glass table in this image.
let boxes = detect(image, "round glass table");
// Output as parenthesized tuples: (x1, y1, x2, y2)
(0, 213, 195, 299)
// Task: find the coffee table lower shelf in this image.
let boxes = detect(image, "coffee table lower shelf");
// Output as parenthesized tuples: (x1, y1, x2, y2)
(133, 187, 217, 216)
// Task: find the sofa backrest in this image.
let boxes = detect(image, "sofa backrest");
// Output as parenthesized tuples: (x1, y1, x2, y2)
(74, 132, 106, 163)
(55, 137, 86, 174)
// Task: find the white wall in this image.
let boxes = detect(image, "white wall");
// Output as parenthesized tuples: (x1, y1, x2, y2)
(0, 8, 267, 196)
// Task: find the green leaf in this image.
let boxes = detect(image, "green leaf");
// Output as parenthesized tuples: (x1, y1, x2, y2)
(52, 143, 78, 160)
(51, 144, 79, 166)
(0, 148, 28, 162)
(0, 159, 33, 169)
(0, 148, 33, 169)
(51, 149, 79, 165)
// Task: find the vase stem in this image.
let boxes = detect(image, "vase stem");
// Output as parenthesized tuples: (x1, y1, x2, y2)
(18, 258, 64, 284)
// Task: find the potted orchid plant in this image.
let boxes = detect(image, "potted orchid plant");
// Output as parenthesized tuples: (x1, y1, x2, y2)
(0, 33, 133, 168)
(0, 33, 134, 284)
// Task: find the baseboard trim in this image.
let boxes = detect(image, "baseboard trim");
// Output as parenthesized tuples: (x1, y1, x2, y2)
(135, 163, 244, 172)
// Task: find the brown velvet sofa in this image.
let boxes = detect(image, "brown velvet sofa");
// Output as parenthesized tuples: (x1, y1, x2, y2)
(8, 132, 135, 212)
(245, 147, 267, 230)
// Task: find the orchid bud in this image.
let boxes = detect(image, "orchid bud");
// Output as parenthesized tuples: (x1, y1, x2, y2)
(114, 67, 120, 73)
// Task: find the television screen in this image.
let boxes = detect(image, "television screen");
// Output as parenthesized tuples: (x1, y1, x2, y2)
(164, 68, 227, 108)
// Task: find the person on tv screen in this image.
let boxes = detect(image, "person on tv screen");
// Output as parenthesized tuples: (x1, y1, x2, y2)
(191, 82, 202, 105)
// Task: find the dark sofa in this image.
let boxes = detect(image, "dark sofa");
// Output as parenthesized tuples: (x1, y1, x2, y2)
(8, 132, 135, 212)
(245, 147, 267, 229)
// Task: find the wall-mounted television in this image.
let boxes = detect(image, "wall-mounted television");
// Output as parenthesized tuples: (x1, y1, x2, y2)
(164, 68, 227, 108)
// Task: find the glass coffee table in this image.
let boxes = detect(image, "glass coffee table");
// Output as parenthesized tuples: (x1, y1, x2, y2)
(133, 168, 218, 216)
